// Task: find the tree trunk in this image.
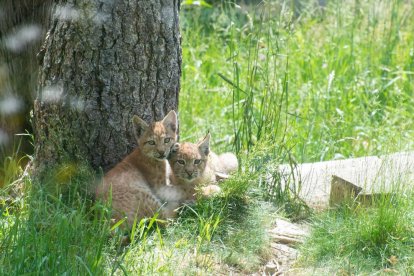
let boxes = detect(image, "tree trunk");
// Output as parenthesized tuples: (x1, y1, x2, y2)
(33, 0, 181, 178)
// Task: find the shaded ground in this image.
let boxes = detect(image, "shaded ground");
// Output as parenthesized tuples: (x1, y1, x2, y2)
(255, 218, 310, 275)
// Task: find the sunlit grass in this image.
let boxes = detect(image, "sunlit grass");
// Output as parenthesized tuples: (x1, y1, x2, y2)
(0, 179, 114, 275)
(180, 0, 414, 161)
(2, 0, 414, 274)
(0, 149, 276, 274)
(179, 1, 414, 272)
(300, 192, 414, 274)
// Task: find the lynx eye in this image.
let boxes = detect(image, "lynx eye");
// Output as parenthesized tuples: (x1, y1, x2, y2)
(164, 137, 171, 143)
(194, 159, 201, 165)
(177, 160, 185, 165)
(146, 140, 156, 145)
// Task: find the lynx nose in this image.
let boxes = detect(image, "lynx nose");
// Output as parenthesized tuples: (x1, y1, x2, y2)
(185, 170, 193, 177)
(157, 150, 166, 158)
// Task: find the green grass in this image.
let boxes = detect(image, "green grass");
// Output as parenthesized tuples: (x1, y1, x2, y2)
(182, 0, 414, 273)
(0, 153, 276, 274)
(0, 179, 113, 274)
(2, 0, 414, 274)
(180, 0, 414, 161)
(300, 193, 414, 274)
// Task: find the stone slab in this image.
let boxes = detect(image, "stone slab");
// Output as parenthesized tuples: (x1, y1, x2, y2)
(278, 152, 414, 209)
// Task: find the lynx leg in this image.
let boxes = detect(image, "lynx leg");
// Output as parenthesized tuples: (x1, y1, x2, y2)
(110, 189, 165, 229)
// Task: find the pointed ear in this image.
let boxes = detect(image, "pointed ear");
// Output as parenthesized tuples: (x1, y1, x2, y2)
(171, 143, 180, 154)
(162, 110, 177, 133)
(132, 115, 149, 140)
(198, 133, 210, 156)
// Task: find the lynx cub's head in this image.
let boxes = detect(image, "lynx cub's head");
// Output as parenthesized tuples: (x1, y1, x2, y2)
(169, 133, 211, 183)
(132, 110, 178, 161)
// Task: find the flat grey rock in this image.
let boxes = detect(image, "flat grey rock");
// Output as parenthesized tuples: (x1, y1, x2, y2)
(278, 152, 414, 209)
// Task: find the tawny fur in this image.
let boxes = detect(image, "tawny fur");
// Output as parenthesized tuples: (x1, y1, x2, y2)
(217, 152, 239, 174)
(95, 111, 181, 229)
(168, 133, 238, 200)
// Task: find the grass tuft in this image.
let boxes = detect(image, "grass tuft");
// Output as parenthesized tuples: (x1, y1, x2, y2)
(300, 193, 414, 273)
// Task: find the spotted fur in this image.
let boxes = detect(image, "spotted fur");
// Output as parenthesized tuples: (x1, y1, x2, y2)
(95, 110, 180, 229)
(168, 133, 238, 199)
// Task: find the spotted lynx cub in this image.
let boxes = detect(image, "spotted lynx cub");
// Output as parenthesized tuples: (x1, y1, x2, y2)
(168, 133, 238, 200)
(95, 111, 180, 228)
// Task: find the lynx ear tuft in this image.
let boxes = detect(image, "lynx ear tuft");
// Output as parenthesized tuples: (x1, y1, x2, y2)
(198, 132, 210, 156)
(132, 115, 149, 140)
(162, 110, 177, 133)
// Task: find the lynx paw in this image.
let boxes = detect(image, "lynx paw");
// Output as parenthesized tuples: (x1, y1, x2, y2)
(201, 184, 221, 197)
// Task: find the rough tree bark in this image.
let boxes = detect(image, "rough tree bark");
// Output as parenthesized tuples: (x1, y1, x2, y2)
(33, 0, 181, 178)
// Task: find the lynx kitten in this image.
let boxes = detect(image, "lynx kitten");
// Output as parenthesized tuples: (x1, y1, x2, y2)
(168, 133, 238, 200)
(95, 111, 180, 229)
